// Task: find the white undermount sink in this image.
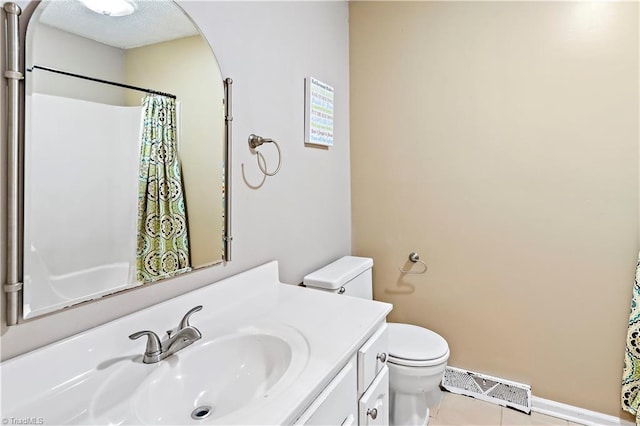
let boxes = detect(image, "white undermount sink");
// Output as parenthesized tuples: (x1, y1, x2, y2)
(134, 329, 308, 424)
(90, 326, 309, 425)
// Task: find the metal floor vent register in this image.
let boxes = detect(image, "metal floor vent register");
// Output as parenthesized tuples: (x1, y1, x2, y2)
(441, 366, 531, 414)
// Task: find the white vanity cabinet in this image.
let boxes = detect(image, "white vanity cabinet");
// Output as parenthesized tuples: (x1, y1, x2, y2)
(295, 323, 389, 426)
(1, 262, 394, 426)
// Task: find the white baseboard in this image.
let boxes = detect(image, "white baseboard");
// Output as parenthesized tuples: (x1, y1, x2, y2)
(531, 396, 635, 426)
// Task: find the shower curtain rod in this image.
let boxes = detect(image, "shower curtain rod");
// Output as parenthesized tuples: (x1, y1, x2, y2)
(28, 65, 177, 99)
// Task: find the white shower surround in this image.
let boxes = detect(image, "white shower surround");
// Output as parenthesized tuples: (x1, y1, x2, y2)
(23, 93, 142, 318)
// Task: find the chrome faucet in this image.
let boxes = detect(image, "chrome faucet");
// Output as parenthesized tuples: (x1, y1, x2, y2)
(129, 305, 203, 364)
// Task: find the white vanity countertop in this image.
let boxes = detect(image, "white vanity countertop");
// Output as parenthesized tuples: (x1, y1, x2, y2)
(1, 261, 392, 425)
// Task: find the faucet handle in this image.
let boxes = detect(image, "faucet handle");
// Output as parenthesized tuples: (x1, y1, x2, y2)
(179, 305, 203, 329)
(129, 330, 162, 357)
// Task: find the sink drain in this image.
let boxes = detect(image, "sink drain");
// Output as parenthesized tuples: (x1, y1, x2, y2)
(191, 405, 214, 420)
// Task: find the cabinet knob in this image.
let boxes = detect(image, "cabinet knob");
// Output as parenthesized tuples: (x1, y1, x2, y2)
(338, 287, 346, 294)
(377, 352, 387, 363)
(367, 408, 378, 420)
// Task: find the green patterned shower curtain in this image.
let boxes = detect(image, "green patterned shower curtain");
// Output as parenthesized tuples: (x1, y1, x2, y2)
(622, 253, 640, 424)
(136, 94, 191, 283)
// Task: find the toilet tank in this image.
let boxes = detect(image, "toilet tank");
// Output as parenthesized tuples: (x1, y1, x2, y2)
(303, 256, 373, 300)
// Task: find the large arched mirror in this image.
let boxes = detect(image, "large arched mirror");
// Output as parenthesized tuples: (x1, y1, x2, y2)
(4, 0, 232, 322)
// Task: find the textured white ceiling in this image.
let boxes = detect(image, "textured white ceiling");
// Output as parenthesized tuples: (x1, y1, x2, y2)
(38, 0, 200, 50)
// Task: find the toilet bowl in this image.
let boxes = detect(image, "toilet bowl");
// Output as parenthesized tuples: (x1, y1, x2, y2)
(303, 256, 450, 426)
(387, 323, 449, 426)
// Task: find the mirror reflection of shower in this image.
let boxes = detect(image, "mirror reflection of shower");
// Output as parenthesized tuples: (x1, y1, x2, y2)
(22, 0, 227, 319)
(25, 94, 142, 314)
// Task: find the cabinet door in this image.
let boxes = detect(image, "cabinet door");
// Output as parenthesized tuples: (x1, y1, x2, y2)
(358, 323, 388, 397)
(294, 357, 357, 425)
(359, 366, 389, 426)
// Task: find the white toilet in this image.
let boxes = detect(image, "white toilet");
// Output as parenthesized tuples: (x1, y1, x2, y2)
(304, 256, 450, 426)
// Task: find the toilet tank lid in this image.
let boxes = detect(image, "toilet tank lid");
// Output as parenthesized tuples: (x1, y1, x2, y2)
(303, 256, 373, 290)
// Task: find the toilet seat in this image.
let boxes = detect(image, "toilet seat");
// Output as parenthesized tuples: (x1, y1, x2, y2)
(387, 323, 449, 367)
(387, 352, 449, 367)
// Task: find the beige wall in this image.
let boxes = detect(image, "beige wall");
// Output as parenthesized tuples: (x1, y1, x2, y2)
(125, 35, 225, 268)
(29, 24, 126, 104)
(350, 1, 638, 418)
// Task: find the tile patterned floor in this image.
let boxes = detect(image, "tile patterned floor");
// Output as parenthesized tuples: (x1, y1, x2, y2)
(428, 392, 585, 426)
